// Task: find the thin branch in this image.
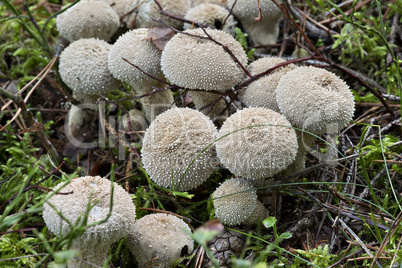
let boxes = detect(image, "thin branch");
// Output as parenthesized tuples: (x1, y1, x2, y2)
(122, 58, 171, 86)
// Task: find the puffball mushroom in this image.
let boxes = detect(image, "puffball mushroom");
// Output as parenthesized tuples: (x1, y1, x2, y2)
(213, 177, 257, 226)
(124, 0, 191, 30)
(161, 28, 247, 91)
(243, 200, 269, 225)
(240, 57, 296, 112)
(189, 91, 228, 122)
(276, 66, 355, 135)
(141, 107, 218, 191)
(191, 0, 227, 7)
(42, 176, 136, 267)
(184, 3, 237, 35)
(227, 0, 283, 48)
(216, 107, 298, 179)
(59, 38, 122, 103)
(127, 213, 194, 267)
(108, 28, 173, 121)
(56, 0, 119, 42)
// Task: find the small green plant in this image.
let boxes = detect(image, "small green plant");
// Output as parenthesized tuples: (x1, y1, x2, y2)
(294, 245, 336, 267)
(262, 217, 292, 262)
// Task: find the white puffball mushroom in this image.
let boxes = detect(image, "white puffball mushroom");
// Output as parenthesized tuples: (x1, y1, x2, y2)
(59, 38, 122, 103)
(42, 176, 136, 267)
(108, 28, 174, 121)
(276, 66, 355, 135)
(127, 213, 194, 267)
(124, 0, 191, 29)
(108, 28, 165, 89)
(227, 0, 283, 47)
(213, 177, 257, 226)
(216, 107, 298, 179)
(141, 107, 218, 191)
(240, 57, 296, 112)
(161, 28, 247, 92)
(56, 0, 119, 42)
(184, 3, 237, 35)
(190, 91, 228, 122)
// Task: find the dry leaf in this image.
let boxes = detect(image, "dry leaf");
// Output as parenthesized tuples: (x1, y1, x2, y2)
(147, 27, 175, 50)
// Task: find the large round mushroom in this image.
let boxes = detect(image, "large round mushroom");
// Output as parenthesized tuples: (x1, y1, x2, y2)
(216, 107, 298, 179)
(42, 176, 136, 267)
(276, 66, 355, 135)
(141, 107, 218, 191)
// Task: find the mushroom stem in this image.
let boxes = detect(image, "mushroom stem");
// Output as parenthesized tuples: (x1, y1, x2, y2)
(136, 84, 174, 122)
(190, 91, 228, 122)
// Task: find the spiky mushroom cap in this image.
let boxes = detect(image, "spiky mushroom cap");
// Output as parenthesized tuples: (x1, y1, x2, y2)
(276, 66, 355, 135)
(124, 0, 191, 29)
(108, 28, 165, 90)
(161, 28, 247, 92)
(242, 200, 269, 225)
(216, 107, 298, 179)
(141, 107, 218, 191)
(42, 176, 136, 267)
(56, 0, 119, 42)
(59, 38, 122, 101)
(213, 177, 257, 226)
(127, 213, 194, 267)
(184, 3, 237, 35)
(240, 57, 296, 112)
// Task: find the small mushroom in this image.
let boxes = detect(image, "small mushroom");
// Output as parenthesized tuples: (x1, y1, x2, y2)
(141, 107, 218, 191)
(127, 213, 194, 267)
(216, 107, 298, 179)
(56, 0, 120, 42)
(42, 176, 136, 267)
(59, 38, 122, 104)
(276, 66, 355, 135)
(242, 200, 269, 225)
(124, 0, 191, 30)
(213, 177, 257, 226)
(108, 28, 173, 121)
(121, 108, 148, 143)
(184, 3, 237, 35)
(239, 56, 296, 112)
(227, 0, 283, 49)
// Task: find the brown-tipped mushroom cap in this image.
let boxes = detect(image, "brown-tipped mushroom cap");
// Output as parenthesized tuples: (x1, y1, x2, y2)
(141, 107, 218, 191)
(161, 28, 247, 91)
(56, 1, 119, 42)
(108, 28, 165, 90)
(184, 3, 237, 35)
(240, 57, 296, 112)
(127, 213, 194, 267)
(276, 66, 355, 135)
(42, 176, 136, 267)
(216, 107, 298, 179)
(59, 38, 122, 100)
(124, 0, 191, 29)
(213, 177, 257, 226)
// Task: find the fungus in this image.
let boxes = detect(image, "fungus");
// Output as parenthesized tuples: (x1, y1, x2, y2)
(216, 107, 298, 179)
(213, 177, 257, 226)
(56, 0, 119, 42)
(226, 0, 283, 49)
(121, 108, 148, 143)
(127, 213, 194, 267)
(240, 57, 296, 112)
(59, 38, 122, 103)
(42, 176, 136, 267)
(141, 107, 218, 191)
(108, 28, 173, 121)
(161, 28, 247, 92)
(184, 3, 237, 35)
(276, 66, 355, 135)
(124, 0, 191, 30)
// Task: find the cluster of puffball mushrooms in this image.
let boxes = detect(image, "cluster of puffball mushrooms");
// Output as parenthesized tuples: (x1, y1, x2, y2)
(44, 0, 356, 266)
